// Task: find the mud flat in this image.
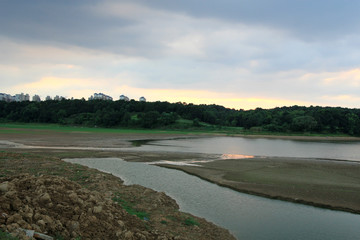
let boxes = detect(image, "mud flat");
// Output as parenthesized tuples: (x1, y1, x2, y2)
(158, 156, 360, 214)
(1, 127, 360, 214)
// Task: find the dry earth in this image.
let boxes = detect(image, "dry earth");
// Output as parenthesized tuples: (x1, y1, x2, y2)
(0, 152, 236, 240)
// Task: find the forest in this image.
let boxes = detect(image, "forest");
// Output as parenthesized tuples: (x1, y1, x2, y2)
(0, 99, 360, 136)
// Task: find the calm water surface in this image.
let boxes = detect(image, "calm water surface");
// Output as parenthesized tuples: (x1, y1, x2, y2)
(133, 137, 360, 161)
(65, 157, 360, 240)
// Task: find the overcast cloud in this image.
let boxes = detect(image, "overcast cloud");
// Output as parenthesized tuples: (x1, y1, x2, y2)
(1, 0, 360, 109)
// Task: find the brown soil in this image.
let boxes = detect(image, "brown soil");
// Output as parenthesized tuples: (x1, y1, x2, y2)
(0, 152, 236, 240)
(161, 157, 360, 214)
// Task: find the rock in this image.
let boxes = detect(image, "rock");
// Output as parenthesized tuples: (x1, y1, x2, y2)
(25, 196, 31, 203)
(10, 198, 22, 211)
(71, 231, 79, 238)
(124, 231, 134, 239)
(0, 202, 11, 210)
(117, 220, 125, 229)
(18, 219, 31, 229)
(93, 205, 102, 214)
(7, 223, 19, 232)
(68, 192, 79, 203)
(67, 220, 80, 232)
(0, 173, 237, 240)
(33, 213, 41, 221)
(135, 232, 147, 240)
(42, 215, 53, 225)
(39, 192, 51, 204)
(115, 230, 123, 237)
(31, 224, 42, 232)
(37, 219, 46, 228)
(0, 182, 9, 193)
(24, 212, 34, 222)
(4, 190, 16, 199)
(6, 213, 22, 224)
(157, 236, 169, 240)
(88, 215, 97, 223)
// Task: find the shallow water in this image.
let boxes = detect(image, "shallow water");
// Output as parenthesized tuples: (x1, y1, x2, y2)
(132, 136, 360, 161)
(65, 157, 360, 240)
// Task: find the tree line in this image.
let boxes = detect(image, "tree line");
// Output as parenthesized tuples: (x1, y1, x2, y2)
(0, 99, 360, 136)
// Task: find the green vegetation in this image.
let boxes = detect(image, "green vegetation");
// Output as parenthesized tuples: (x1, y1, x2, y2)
(0, 99, 360, 136)
(112, 193, 149, 220)
(184, 217, 200, 226)
(0, 230, 18, 240)
(54, 234, 65, 240)
(164, 215, 200, 227)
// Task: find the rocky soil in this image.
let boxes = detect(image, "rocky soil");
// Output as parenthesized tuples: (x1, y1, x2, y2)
(0, 152, 236, 240)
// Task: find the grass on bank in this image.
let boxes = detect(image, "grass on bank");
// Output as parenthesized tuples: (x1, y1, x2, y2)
(0, 122, 354, 138)
(0, 230, 18, 240)
(112, 193, 149, 220)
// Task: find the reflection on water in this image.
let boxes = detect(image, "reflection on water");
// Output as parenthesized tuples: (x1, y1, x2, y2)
(134, 137, 360, 161)
(146, 154, 255, 166)
(147, 160, 202, 166)
(221, 154, 254, 159)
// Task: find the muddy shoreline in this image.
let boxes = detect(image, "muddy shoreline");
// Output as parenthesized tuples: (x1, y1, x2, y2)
(158, 161, 360, 215)
(0, 151, 236, 240)
(1, 130, 360, 216)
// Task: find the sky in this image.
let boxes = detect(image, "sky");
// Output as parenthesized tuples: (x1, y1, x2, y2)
(1, 0, 360, 110)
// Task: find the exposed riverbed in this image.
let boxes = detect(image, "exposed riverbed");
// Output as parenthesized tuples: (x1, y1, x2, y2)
(2, 133, 360, 240)
(65, 157, 360, 240)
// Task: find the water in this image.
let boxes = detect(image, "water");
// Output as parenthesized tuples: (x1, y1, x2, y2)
(132, 137, 360, 161)
(65, 157, 360, 240)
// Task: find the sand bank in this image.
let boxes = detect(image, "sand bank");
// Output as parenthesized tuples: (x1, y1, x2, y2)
(157, 156, 360, 214)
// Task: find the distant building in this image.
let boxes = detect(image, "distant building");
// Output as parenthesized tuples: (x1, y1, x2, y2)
(119, 95, 130, 101)
(139, 96, 146, 102)
(32, 95, 41, 102)
(15, 93, 30, 102)
(46, 96, 52, 101)
(0, 93, 13, 102)
(0, 93, 29, 102)
(54, 95, 65, 101)
(89, 93, 113, 101)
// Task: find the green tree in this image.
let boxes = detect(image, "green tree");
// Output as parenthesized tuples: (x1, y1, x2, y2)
(291, 116, 317, 132)
(141, 111, 160, 128)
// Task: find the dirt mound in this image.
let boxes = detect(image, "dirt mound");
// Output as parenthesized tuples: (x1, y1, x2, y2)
(0, 152, 236, 240)
(0, 174, 171, 240)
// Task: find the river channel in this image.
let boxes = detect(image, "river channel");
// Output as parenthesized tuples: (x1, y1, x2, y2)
(65, 137, 360, 240)
(131, 136, 360, 161)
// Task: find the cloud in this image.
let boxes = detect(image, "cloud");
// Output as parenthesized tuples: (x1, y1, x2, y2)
(1, 1, 360, 110)
(136, 0, 360, 41)
(108, 85, 313, 110)
(322, 69, 360, 87)
(7, 76, 103, 98)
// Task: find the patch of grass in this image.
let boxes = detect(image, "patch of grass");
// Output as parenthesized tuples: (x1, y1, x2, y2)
(184, 217, 199, 226)
(0, 230, 19, 240)
(54, 234, 65, 240)
(0, 123, 192, 135)
(69, 169, 90, 184)
(112, 193, 149, 220)
(166, 215, 177, 222)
